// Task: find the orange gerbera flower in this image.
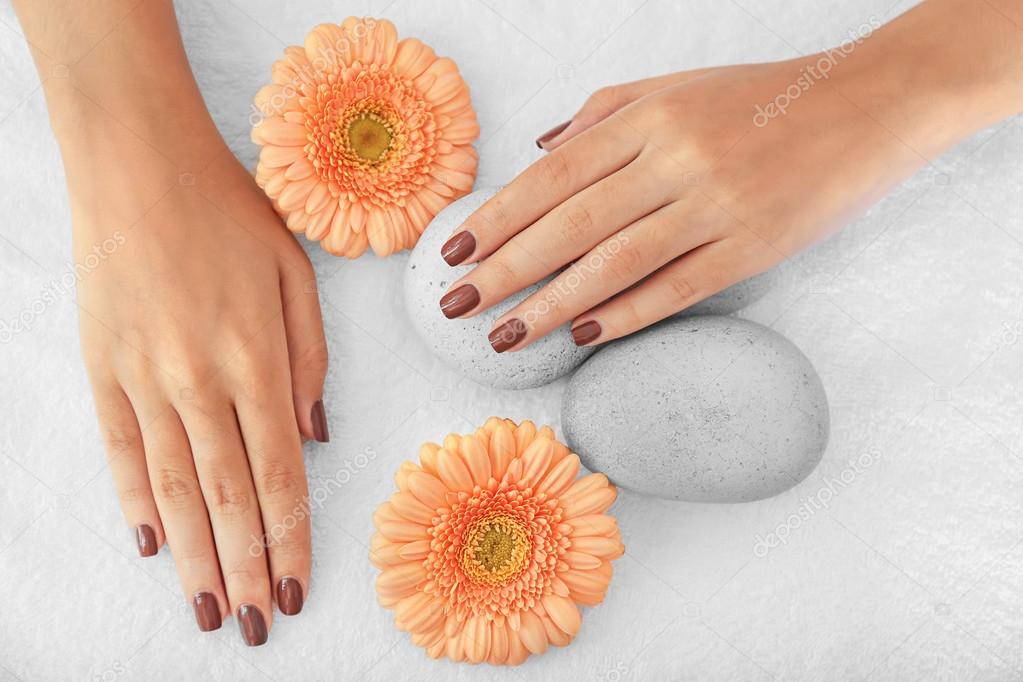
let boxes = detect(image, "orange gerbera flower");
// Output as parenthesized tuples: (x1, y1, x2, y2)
(371, 418, 624, 665)
(251, 17, 479, 258)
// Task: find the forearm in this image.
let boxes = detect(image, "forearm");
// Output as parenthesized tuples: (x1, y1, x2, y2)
(12, 0, 222, 175)
(841, 0, 1023, 156)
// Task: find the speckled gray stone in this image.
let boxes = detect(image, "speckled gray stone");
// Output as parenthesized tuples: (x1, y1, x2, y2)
(404, 187, 595, 389)
(681, 269, 776, 316)
(562, 316, 829, 502)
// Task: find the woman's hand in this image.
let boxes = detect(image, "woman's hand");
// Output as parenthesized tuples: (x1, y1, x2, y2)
(439, 0, 1023, 351)
(13, 0, 328, 646)
(74, 136, 327, 645)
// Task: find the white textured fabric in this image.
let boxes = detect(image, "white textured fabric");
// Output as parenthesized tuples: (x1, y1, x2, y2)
(3, 0, 1023, 679)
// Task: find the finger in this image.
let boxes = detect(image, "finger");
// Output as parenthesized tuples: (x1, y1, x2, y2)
(91, 379, 164, 558)
(441, 158, 676, 320)
(181, 396, 273, 646)
(572, 238, 760, 345)
(439, 120, 643, 268)
(130, 394, 229, 635)
(231, 321, 311, 618)
(279, 258, 329, 443)
(537, 69, 719, 151)
(487, 201, 716, 352)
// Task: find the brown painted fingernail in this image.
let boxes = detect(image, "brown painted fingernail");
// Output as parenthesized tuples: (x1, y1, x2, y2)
(571, 320, 602, 346)
(237, 604, 268, 646)
(441, 231, 475, 266)
(311, 399, 329, 443)
(135, 524, 157, 557)
(535, 120, 570, 149)
(277, 577, 304, 616)
(193, 592, 222, 632)
(489, 318, 528, 353)
(439, 284, 480, 319)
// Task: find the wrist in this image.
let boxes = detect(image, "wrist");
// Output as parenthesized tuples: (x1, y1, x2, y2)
(832, 0, 1023, 158)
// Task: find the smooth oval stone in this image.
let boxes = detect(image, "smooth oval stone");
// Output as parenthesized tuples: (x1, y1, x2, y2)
(562, 316, 828, 502)
(404, 188, 595, 389)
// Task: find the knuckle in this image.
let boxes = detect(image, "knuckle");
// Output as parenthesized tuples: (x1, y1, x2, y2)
(665, 271, 699, 308)
(266, 528, 310, 557)
(586, 87, 619, 116)
(558, 204, 596, 245)
(208, 476, 253, 517)
(118, 485, 152, 504)
(603, 244, 646, 281)
(481, 257, 519, 293)
(256, 459, 304, 498)
(155, 467, 200, 506)
(294, 340, 329, 376)
(533, 152, 572, 192)
(472, 198, 513, 240)
(102, 427, 143, 463)
(222, 566, 264, 588)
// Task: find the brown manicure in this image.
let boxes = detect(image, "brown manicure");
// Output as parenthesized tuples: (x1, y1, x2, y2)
(237, 604, 268, 646)
(439, 284, 480, 319)
(441, 231, 475, 266)
(489, 319, 528, 353)
(136, 525, 157, 557)
(571, 320, 602, 346)
(535, 120, 570, 149)
(193, 592, 222, 632)
(277, 577, 304, 616)
(311, 399, 329, 443)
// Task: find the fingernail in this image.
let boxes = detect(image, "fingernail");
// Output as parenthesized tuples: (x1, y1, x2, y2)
(489, 318, 527, 353)
(193, 592, 222, 632)
(136, 524, 157, 557)
(277, 577, 304, 616)
(237, 604, 268, 646)
(571, 320, 602, 346)
(535, 120, 570, 149)
(311, 399, 329, 443)
(439, 284, 480, 319)
(441, 231, 475, 266)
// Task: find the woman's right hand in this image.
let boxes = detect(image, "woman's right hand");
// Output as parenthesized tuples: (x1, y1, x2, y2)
(67, 110, 328, 646)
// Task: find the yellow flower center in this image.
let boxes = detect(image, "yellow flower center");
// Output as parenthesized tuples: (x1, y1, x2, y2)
(461, 513, 531, 585)
(346, 113, 392, 162)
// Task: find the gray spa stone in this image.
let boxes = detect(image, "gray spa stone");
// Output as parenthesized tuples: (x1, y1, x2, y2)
(562, 316, 829, 502)
(681, 269, 776, 316)
(404, 187, 595, 389)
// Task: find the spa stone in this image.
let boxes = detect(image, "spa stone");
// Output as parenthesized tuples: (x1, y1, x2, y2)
(404, 187, 595, 389)
(562, 316, 828, 502)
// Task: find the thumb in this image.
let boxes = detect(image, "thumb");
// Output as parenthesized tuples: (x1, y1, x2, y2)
(536, 68, 719, 151)
(280, 258, 330, 443)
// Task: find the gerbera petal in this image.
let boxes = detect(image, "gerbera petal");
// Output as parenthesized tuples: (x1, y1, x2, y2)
(260, 144, 305, 168)
(569, 536, 622, 559)
(560, 568, 612, 594)
(460, 436, 491, 486)
(436, 448, 473, 493)
(514, 421, 537, 456)
(536, 454, 581, 497)
(541, 615, 573, 647)
(393, 38, 437, 79)
(489, 424, 515, 479)
(517, 611, 548, 655)
(489, 621, 509, 665)
(407, 471, 446, 509)
(260, 119, 308, 146)
(284, 157, 315, 181)
(562, 486, 618, 517)
(397, 539, 432, 561)
(305, 202, 336, 242)
(464, 614, 490, 664)
(390, 492, 435, 525)
(566, 514, 618, 537)
(563, 551, 602, 570)
(377, 563, 426, 593)
(520, 438, 555, 486)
